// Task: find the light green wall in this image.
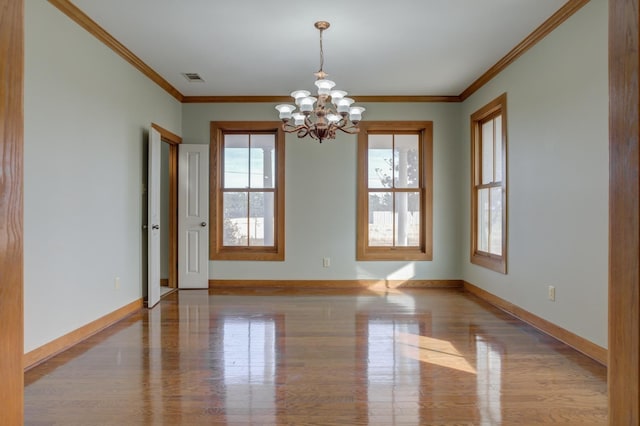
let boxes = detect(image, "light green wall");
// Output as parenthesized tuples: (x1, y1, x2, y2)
(182, 0, 608, 348)
(24, 0, 182, 352)
(183, 102, 463, 280)
(22, 0, 608, 353)
(460, 0, 609, 347)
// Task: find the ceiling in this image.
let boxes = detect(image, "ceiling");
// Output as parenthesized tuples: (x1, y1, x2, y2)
(70, 0, 568, 97)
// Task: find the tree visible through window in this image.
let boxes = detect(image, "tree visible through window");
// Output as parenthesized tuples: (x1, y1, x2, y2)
(368, 134, 420, 246)
(357, 122, 433, 261)
(211, 122, 285, 261)
(471, 94, 507, 273)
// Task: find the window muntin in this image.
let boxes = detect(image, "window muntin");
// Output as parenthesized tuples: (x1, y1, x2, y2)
(471, 94, 507, 273)
(357, 122, 433, 261)
(221, 134, 275, 247)
(211, 122, 284, 260)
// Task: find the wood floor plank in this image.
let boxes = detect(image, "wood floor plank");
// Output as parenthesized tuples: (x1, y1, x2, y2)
(24, 288, 607, 425)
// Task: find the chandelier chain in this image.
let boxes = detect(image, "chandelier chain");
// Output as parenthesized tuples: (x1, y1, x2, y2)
(318, 28, 324, 74)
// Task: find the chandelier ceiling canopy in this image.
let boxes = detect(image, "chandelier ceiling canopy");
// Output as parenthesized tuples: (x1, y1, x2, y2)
(276, 21, 365, 143)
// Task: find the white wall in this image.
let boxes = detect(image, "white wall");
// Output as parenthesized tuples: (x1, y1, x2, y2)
(461, 0, 608, 347)
(182, 102, 462, 280)
(24, 0, 182, 352)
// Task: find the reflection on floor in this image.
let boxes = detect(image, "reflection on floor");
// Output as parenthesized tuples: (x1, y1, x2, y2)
(24, 288, 608, 425)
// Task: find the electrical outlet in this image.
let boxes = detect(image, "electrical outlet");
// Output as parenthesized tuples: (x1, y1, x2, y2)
(323, 257, 330, 268)
(548, 285, 555, 301)
(115, 277, 121, 290)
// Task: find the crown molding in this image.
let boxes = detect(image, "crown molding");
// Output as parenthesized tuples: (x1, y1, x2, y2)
(183, 96, 291, 103)
(349, 95, 461, 103)
(50, 0, 589, 104)
(47, 0, 184, 102)
(459, 0, 590, 101)
(183, 95, 461, 103)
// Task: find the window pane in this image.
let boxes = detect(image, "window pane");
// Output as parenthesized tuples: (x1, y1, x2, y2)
(369, 192, 393, 246)
(478, 188, 489, 253)
(249, 192, 274, 246)
(224, 134, 249, 188)
(481, 121, 494, 185)
(394, 134, 419, 188)
(223, 192, 248, 246)
(489, 187, 502, 256)
(368, 135, 393, 188)
(250, 134, 276, 189)
(395, 192, 420, 246)
(494, 116, 503, 182)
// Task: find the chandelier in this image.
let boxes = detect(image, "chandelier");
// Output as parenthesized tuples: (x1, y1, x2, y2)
(275, 21, 365, 143)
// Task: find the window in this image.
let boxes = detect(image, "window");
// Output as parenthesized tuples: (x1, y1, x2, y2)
(210, 122, 285, 260)
(471, 94, 507, 273)
(357, 122, 433, 261)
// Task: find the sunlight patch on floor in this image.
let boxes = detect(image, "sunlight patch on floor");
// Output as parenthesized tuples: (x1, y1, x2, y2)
(396, 332, 477, 374)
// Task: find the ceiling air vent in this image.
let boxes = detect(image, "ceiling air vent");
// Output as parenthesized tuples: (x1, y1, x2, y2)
(182, 73, 204, 83)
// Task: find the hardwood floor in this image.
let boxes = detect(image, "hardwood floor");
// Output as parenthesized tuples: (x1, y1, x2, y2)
(24, 288, 607, 425)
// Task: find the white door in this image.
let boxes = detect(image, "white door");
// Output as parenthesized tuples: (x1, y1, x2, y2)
(147, 126, 161, 308)
(178, 144, 209, 288)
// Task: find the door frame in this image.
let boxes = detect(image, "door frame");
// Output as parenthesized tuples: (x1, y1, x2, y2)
(607, 0, 640, 422)
(1, 0, 24, 423)
(151, 123, 181, 289)
(4, 0, 639, 422)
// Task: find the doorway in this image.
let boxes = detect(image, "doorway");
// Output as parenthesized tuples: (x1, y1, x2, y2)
(152, 123, 181, 295)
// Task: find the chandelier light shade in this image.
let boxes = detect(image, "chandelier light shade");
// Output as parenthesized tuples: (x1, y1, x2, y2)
(276, 21, 365, 143)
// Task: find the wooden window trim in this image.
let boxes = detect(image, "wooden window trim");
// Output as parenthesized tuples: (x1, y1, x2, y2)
(210, 121, 285, 261)
(470, 94, 508, 273)
(357, 121, 433, 261)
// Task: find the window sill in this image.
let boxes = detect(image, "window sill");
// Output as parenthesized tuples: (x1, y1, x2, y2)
(471, 252, 506, 274)
(212, 247, 284, 261)
(357, 247, 432, 261)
